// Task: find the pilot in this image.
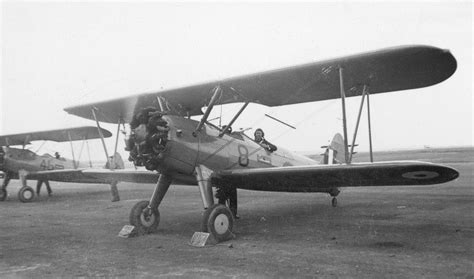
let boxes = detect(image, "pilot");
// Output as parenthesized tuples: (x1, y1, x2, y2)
(254, 128, 277, 152)
(54, 152, 60, 159)
(36, 180, 52, 196)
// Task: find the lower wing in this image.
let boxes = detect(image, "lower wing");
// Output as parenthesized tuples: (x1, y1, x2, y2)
(212, 161, 459, 192)
(26, 169, 159, 184)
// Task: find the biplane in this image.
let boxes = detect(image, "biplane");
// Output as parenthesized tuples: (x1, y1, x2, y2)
(0, 126, 132, 202)
(64, 45, 459, 242)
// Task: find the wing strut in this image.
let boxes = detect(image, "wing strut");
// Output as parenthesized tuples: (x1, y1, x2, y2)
(366, 89, 374, 162)
(67, 131, 77, 169)
(91, 108, 111, 164)
(338, 68, 350, 164)
(111, 117, 122, 169)
(194, 86, 222, 136)
(23, 135, 31, 149)
(219, 102, 249, 137)
(76, 136, 87, 166)
(349, 85, 368, 163)
(85, 140, 93, 168)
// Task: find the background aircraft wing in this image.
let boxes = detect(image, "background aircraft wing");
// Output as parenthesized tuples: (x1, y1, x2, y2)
(212, 161, 459, 192)
(26, 169, 110, 184)
(64, 45, 456, 123)
(26, 169, 158, 184)
(81, 169, 159, 184)
(0, 126, 112, 146)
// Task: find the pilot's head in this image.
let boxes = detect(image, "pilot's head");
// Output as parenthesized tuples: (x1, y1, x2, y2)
(254, 128, 264, 141)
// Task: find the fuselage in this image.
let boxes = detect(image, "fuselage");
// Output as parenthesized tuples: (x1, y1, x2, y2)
(0, 146, 79, 177)
(149, 115, 317, 184)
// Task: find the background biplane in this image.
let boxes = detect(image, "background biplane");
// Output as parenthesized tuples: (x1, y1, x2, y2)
(0, 126, 132, 202)
(64, 45, 459, 242)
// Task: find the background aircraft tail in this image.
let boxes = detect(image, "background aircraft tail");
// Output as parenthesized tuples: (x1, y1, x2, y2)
(320, 133, 346, 164)
(105, 152, 125, 169)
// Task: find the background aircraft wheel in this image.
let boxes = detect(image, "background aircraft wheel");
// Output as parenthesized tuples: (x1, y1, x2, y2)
(129, 200, 160, 235)
(18, 186, 34, 203)
(201, 204, 234, 242)
(0, 189, 6, 201)
(331, 197, 338, 207)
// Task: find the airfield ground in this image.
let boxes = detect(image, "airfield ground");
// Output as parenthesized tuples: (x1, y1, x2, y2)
(0, 147, 472, 277)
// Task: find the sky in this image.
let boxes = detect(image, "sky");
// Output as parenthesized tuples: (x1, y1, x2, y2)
(1, 1, 472, 160)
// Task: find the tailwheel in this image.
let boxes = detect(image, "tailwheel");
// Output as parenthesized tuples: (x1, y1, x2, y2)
(129, 200, 160, 235)
(201, 204, 234, 243)
(0, 188, 6, 201)
(331, 197, 338, 207)
(18, 186, 34, 203)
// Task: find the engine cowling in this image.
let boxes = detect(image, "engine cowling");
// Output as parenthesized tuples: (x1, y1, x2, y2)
(126, 108, 170, 171)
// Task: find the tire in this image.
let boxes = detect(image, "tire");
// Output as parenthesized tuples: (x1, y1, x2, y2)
(201, 204, 234, 242)
(0, 188, 6, 201)
(129, 200, 160, 235)
(331, 197, 338, 207)
(18, 186, 34, 203)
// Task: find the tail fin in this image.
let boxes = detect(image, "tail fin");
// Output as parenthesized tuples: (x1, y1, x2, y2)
(321, 133, 346, 165)
(104, 152, 125, 169)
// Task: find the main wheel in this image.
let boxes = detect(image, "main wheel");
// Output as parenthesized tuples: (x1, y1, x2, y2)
(18, 186, 34, 203)
(0, 188, 6, 201)
(129, 200, 160, 235)
(201, 204, 234, 242)
(331, 197, 338, 207)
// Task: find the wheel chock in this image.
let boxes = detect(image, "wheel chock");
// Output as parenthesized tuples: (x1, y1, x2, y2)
(189, 232, 217, 247)
(118, 225, 137, 238)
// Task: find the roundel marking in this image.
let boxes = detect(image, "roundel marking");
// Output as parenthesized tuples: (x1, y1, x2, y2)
(402, 171, 439, 180)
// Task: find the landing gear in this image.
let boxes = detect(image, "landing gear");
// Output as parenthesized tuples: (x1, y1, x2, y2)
(216, 185, 239, 219)
(0, 188, 6, 201)
(18, 186, 34, 203)
(196, 165, 235, 242)
(128, 173, 172, 235)
(129, 200, 160, 235)
(329, 188, 340, 207)
(1, 172, 11, 201)
(201, 204, 234, 242)
(109, 181, 120, 202)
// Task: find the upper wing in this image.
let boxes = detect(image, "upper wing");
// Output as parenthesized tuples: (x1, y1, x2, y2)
(26, 169, 159, 184)
(0, 126, 112, 146)
(64, 45, 456, 123)
(212, 161, 459, 192)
